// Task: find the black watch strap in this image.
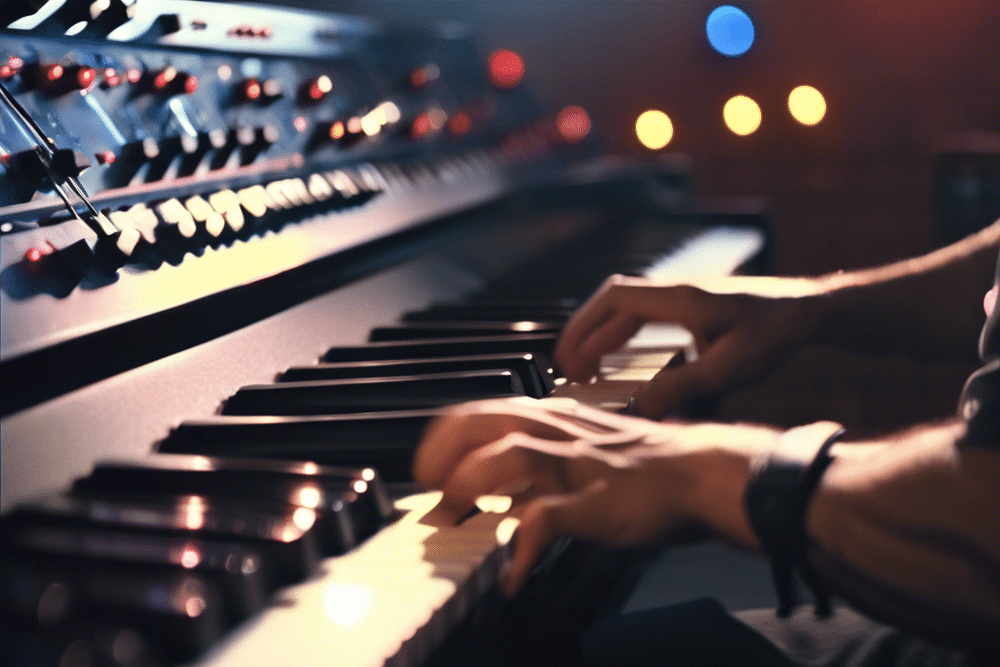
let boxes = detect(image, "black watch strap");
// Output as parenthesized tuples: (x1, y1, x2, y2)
(745, 421, 845, 617)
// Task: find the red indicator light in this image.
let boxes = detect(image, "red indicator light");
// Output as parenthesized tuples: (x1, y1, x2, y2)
(8, 56, 24, 70)
(556, 105, 591, 143)
(183, 75, 198, 94)
(96, 150, 116, 165)
(103, 68, 120, 87)
(126, 68, 142, 84)
(308, 84, 323, 101)
(448, 112, 471, 136)
(329, 121, 345, 140)
(488, 50, 524, 89)
(25, 243, 54, 263)
(154, 73, 170, 89)
(77, 67, 96, 89)
(47, 64, 64, 81)
(294, 116, 307, 132)
(0, 66, 13, 80)
(244, 79, 262, 100)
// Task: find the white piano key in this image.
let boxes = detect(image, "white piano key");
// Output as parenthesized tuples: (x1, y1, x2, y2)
(190, 492, 514, 667)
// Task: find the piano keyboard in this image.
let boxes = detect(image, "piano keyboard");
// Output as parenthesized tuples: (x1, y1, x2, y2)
(2, 2, 769, 663)
(3, 205, 764, 666)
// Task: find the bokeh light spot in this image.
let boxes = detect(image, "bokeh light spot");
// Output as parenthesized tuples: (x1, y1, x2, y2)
(556, 105, 591, 143)
(788, 85, 826, 125)
(723, 95, 761, 135)
(706, 6, 755, 57)
(635, 110, 674, 150)
(488, 50, 524, 89)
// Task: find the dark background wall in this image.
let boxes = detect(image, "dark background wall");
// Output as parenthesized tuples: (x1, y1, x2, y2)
(307, 0, 1000, 430)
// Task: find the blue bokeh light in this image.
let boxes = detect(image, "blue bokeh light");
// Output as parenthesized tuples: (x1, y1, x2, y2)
(706, 5, 755, 57)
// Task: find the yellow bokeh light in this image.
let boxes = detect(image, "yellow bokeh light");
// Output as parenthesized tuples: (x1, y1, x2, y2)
(788, 85, 826, 126)
(723, 95, 761, 136)
(635, 110, 674, 150)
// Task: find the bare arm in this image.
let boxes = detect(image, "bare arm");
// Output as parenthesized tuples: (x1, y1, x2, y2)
(814, 222, 1000, 360)
(805, 420, 1000, 651)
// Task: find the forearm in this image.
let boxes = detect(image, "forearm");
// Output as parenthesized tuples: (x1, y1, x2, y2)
(805, 419, 1000, 650)
(811, 221, 1000, 360)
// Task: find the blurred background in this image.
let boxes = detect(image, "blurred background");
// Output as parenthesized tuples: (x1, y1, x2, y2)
(259, 0, 1000, 432)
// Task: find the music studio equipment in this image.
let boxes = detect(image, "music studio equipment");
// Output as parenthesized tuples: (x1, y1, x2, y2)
(1, 1, 768, 665)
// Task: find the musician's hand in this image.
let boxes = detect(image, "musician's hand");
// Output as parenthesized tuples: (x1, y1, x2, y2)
(553, 274, 828, 418)
(412, 397, 776, 596)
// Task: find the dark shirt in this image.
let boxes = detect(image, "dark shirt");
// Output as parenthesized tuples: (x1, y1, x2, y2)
(959, 248, 1000, 446)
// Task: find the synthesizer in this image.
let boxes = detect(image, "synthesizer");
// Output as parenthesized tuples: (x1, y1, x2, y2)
(1, 2, 768, 665)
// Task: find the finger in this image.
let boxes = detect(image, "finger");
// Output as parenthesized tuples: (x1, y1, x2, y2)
(413, 400, 585, 490)
(569, 310, 645, 382)
(438, 433, 561, 512)
(554, 277, 624, 377)
(629, 328, 752, 418)
(500, 480, 609, 596)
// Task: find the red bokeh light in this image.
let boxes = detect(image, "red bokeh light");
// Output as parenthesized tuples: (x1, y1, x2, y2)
(47, 65, 64, 81)
(448, 112, 471, 136)
(556, 105, 591, 143)
(77, 67, 96, 89)
(488, 50, 524, 89)
(126, 68, 142, 84)
(96, 150, 116, 165)
(329, 121, 345, 140)
(0, 66, 13, 80)
(294, 116, 307, 132)
(8, 56, 24, 70)
(183, 75, 198, 94)
(244, 79, 262, 100)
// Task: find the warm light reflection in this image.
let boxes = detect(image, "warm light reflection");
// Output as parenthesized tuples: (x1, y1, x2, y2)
(292, 507, 317, 531)
(475, 495, 513, 514)
(353, 480, 368, 494)
(488, 49, 524, 89)
(496, 516, 520, 546)
(185, 596, 206, 618)
(324, 582, 374, 625)
(556, 105, 591, 143)
(183, 496, 206, 530)
(297, 486, 323, 508)
(635, 110, 674, 150)
(788, 85, 826, 125)
(723, 95, 761, 135)
(179, 545, 201, 569)
(301, 461, 319, 475)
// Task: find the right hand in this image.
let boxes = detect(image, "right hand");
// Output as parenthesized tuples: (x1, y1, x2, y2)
(553, 274, 829, 418)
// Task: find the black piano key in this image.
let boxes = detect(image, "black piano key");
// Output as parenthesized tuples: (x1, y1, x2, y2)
(1, 565, 225, 663)
(158, 410, 438, 482)
(7, 526, 267, 623)
(277, 352, 556, 397)
(5, 494, 322, 585)
(71, 457, 368, 553)
(3, 620, 160, 667)
(321, 333, 558, 363)
(401, 305, 576, 322)
(222, 370, 524, 416)
(367, 320, 563, 342)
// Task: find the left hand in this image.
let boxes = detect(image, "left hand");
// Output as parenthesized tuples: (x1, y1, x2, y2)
(412, 397, 777, 595)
